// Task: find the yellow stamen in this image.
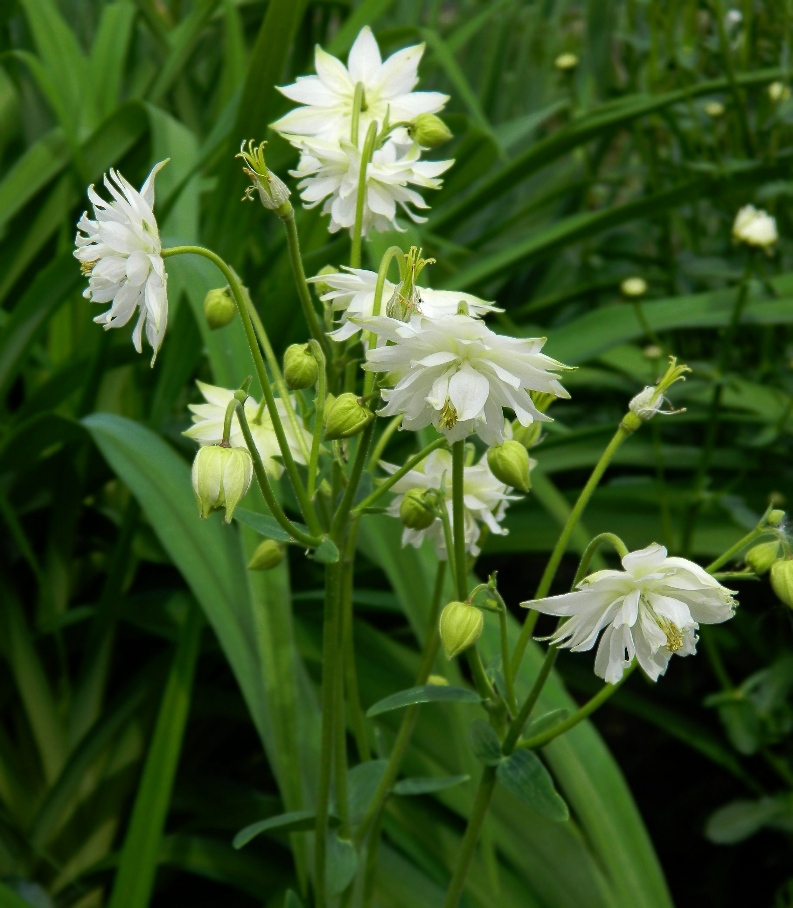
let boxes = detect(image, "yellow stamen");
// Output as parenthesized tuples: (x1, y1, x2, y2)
(658, 618, 684, 652)
(80, 260, 97, 276)
(440, 398, 457, 429)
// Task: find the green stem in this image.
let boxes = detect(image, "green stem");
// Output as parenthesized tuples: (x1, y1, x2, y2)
(362, 246, 403, 397)
(705, 521, 776, 573)
(221, 398, 236, 446)
(496, 600, 517, 714)
(368, 415, 403, 470)
(572, 533, 629, 584)
(353, 438, 448, 515)
(331, 422, 375, 537)
(307, 340, 327, 501)
(451, 440, 469, 601)
(162, 245, 321, 535)
(350, 122, 378, 270)
(281, 211, 330, 358)
(351, 81, 365, 146)
(712, 0, 755, 156)
(342, 520, 371, 762)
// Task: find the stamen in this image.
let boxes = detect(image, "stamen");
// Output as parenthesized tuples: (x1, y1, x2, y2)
(440, 398, 457, 429)
(80, 260, 97, 276)
(658, 618, 684, 652)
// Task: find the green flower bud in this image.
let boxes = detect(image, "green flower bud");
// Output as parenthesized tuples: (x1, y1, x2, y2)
(409, 113, 453, 148)
(745, 540, 783, 576)
(487, 440, 531, 492)
(191, 445, 253, 523)
(555, 52, 579, 71)
(767, 509, 786, 527)
(399, 489, 436, 530)
(704, 100, 725, 118)
(620, 276, 648, 298)
(248, 539, 284, 571)
(323, 392, 374, 441)
(283, 343, 319, 390)
(203, 287, 236, 330)
(512, 421, 542, 448)
(439, 601, 484, 660)
(770, 560, 793, 608)
(313, 264, 339, 299)
(427, 674, 449, 686)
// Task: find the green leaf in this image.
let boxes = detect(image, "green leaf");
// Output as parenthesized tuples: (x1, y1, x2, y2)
(367, 685, 482, 718)
(312, 538, 340, 563)
(107, 604, 203, 908)
(233, 507, 296, 542)
(346, 760, 389, 824)
(496, 750, 569, 823)
(468, 719, 503, 766)
(705, 796, 793, 844)
(527, 709, 570, 738)
(233, 811, 340, 849)
(326, 833, 357, 898)
(392, 775, 470, 796)
(0, 881, 48, 908)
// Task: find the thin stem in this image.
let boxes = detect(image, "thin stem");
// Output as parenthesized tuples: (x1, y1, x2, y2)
(362, 246, 403, 397)
(438, 503, 458, 593)
(280, 210, 329, 358)
(221, 399, 236, 446)
(353, 438, 448, 515)
(307, 340, 327, 501)
(452, 441, 469, 600)
(368, 415, 403, 469)
(331, 422, 375, 537)
(496, 600, 517, 714)
(342, 520, 371, 762)
(572, 533, 629, 585)
(706, 523, 776, 574)
(712, 0, 755, 156)
(350, 122, 378, 270)
(503, 646, 559, 754)
(351, 81, 364, 146)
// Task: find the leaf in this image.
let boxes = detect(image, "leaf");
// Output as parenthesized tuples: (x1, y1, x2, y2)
(233, 507, 297, 543)
(392, 775, 470, 796)
(705, 796, 793, 844)
(346, 759, 389, 824)
(233, 811, 340, 849)
(527, 709, 570, 738)
(326, 833, 357, 898)
(0, 882, 50, 908)
(312, 538, 340, 563)
(496, 750, 569, 822)
(367, 685, 482, 718)
(468, 719, 503, 766)
(107, 604, 203, 908)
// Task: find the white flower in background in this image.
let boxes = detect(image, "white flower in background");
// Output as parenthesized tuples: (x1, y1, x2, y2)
(272, 26, 448, 144)
(183, 381, 312, 479)
(383, 448, 516, 558)
(291, 138, 451, 236)
(522, 544, 737, 684)
(358, 313, 570, 445)
(75, 161, 169, 364)
(310, 267, 499, 341)
(732, 204, 778, 248)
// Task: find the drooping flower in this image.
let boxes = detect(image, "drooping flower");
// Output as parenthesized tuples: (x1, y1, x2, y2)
(183, 381, 311, 479)
(75, 161, 169, 363)
(732, 204, 778, 248)
(272, 26, 448, 144)
(358, 313, 570, 445)
(290, 138, 451, 236)
(383, 448, 516, 558)
(310, 266, 498, 340)
(522, 544, 737, 684)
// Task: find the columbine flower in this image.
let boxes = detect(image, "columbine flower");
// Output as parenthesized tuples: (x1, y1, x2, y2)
(310, 266, 498, 341)
(522, 543, 737, 684)
(183, 381, 311, 479)
(358, 313, 570, 445)
(732, 204, 778, 248)
(75, 161, 169, 363)
(384, 448, 516, 558)
(272, 26, 448, 144)
(290, 138, 451, 236)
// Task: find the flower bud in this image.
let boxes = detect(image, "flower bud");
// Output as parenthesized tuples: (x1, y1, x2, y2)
(323, 392, 374, 441)
(427, 674, 449, 686)
(409, 113, 453, 148)
(191, 445, 253, 523)
(732, 205, 778, 248)
(767, 509, 786, 527)
(439, 601, 484, 660)
(770, 560, 793, 608)
(487, 440, 531, 492)
(768, 81, 791, 103)
(283, 343, 318, 390)
(745, 540, 783, 576)
(704, 100, 725, 118)
(512, 420, 542, 448)
(203, 287, 236, 329)
(248, 539, 284, 571)
(620, 276, 647, 298)
(399, 489, 436, 530)
(555, 52, 579, 71)
(313, 265, 339, 299)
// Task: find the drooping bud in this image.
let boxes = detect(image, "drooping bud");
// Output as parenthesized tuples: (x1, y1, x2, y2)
(323, 392, 374, 441)
(203, 287, 237, 329)
(399, 489, 436, 530)
(237, 139, 291, 215)
(555, 52, 579, 71)
(620, 276, 648, 298)
(487, 440, 531, 492)
(191, 445, 253, 523)
(770, 560, 793, 608)
(439, 601, 484, 660)
(767, 509, 786, 527)
(745, 540, 783, 576)
(283, 343, 319, 390)
(248, 539, 284, 571)
(409, 113, 453, 148)
(732, 205, 778, 249)
(512, 420, 543, 448)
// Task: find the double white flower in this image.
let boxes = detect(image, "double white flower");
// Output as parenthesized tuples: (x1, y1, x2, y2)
(75, 161, 169, 363)
(732, 204, 778, 248)
(523, 544, 736, 684)
(384, 448, 515, 558)
(359, 313, 570, 445)
(183, 382, 312, 479)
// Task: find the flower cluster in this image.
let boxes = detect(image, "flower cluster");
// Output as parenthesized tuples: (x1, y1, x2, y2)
(273, 27, 453, 235)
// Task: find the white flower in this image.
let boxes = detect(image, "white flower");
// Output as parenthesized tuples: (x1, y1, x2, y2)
(522, 543, 737, 684)
(309, 267, 499, 341)
(183, 381, 312, 479)
(732, 204, 778, 248)
(384, 448, 516, 558)
(359, 313, 570, 445)
(75, 161, 169, 363)
(290, 137, 451, 236)
(272, 26, 448, 144)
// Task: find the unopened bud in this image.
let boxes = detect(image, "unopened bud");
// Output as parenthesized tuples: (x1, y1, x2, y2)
(439, 601, 484, 660)
(203, 287, 236, 329)
(313, 265, 339, 299)
(745, 540, 783, 576)
(283, 343, 318, 390)
(512, 420, 542, 448)
(427, 674, 449, 686)
(555, 52, 579, 71)
(248, 539, 284, 571)
(324, 392, 374, 440)
(621, 276, 648, 298)
(767, 509, 786, 527)
(704, 100, 725, 118)
(733, 204, 778, 248)
(770, 560, 793, 608)
(487, 440, 531, 492)
(409, 113, 453, 148)
(191, 445, 253, 523)
(399, 489, 436, 530)
(768, 82, 791, 103)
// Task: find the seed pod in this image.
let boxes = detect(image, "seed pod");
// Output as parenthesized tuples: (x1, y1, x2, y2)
(439, 601, 483, 660)
(283, 343, 319, 390)
(248, 539, 284, 571)
(203, 287, 236, 329)
(745, 540, 783, 576)
(399, 489, 436, 530)
(324, 392, 374, 441)
(770, 560, 793, 608)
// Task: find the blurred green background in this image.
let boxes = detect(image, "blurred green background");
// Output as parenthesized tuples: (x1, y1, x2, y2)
(1, 0, 792, 906)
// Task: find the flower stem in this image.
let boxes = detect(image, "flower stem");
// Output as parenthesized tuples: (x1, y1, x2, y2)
(712, 0, 755, 156)
(362, 245, 403, 397)
(705, 509, 777, 574)
(572, 532, 629, 584)
(280, 211, 330, 359)
(352, 438, 448, 515)
(341, 521, 371, 762)
(451, 440, 469, 601)
(350, 122, 378, 270)
(307, 340, 327, 501)
(368, 415, 403, 469)
(331, 422, 376, 537)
